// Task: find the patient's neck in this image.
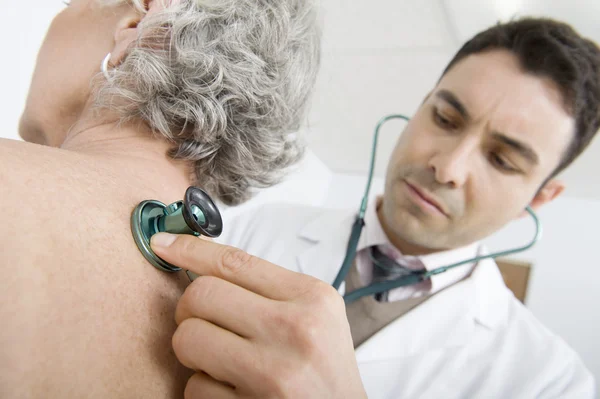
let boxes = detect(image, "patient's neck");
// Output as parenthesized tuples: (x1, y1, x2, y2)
(60, 118, 192, 196)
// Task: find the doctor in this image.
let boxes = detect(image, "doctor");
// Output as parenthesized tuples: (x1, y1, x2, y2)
(150, 17, 598, 398)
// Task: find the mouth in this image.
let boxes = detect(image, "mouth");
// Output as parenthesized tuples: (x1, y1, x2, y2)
(403, 180, 449, 217)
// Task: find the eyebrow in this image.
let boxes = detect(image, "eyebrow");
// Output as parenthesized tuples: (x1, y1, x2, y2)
(492, 132, 540, 165)
(435, 89, 470, 120)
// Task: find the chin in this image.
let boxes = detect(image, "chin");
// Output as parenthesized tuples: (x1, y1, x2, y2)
(386, 201, 447, 243)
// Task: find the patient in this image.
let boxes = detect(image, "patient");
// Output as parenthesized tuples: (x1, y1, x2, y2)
(0, 0, 320, 397)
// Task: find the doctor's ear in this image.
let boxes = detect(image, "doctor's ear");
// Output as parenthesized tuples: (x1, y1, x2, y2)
(519, 179, 565, 218)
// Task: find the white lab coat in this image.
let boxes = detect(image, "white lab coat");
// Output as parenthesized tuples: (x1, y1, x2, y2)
(217, 202, 596, 398)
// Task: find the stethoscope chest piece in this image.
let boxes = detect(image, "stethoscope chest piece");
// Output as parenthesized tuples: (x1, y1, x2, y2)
(131, 186, 223, 273)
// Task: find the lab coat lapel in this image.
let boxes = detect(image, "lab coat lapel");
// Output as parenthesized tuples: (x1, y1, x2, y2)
(354, 275, 477, 363)
(295, 209, 356, 285)
(354, 259, 507, 363)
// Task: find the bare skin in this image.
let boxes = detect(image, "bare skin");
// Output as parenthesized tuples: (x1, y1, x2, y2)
(0, 127, 198, 397)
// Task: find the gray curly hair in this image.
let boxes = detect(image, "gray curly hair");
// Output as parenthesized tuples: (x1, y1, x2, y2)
(95, 0, 321, 205)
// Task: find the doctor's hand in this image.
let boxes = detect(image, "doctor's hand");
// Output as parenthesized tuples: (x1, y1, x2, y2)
(150, 233, 367, 399)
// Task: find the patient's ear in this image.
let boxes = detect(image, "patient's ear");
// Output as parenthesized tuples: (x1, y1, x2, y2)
(519, 179, 565, 218)
(109, 0, 179, 66)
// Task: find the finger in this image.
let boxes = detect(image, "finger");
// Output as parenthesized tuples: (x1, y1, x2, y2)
(175, 275, 274, 338)
(151, 233, 313, 300)
(173, 317, 258, 388)
(184, 372, 236, 399)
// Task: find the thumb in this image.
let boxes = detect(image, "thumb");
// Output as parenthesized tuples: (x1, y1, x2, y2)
(149, 233, 221, 279)
(150, 232, 178, 250)
(150, 233, 201, 280)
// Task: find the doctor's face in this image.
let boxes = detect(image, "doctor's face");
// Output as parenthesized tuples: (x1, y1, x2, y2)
(381, 49, 573, 253)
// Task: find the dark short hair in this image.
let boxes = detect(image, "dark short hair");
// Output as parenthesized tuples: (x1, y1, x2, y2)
(441, 17, 600, 178)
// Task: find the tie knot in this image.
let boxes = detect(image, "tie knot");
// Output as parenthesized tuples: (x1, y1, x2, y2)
(370, 246, 411, 278)
(371, 245, 425, 274)
(368, 245, 426, 302)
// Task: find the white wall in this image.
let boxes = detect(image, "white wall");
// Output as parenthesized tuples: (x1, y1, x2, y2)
(324, 172, 600, 386)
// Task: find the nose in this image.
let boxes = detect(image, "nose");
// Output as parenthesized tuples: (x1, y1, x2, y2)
(428, 138, 475, 188)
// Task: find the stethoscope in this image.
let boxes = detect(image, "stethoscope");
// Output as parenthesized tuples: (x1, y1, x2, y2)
(131, 186, 224, 281)
(331, 114, 543, 304)
(130, 114, 542, 302)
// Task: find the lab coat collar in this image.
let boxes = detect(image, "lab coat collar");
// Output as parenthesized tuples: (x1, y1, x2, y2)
(296, 209, 510, 362)
(296, 208, 356, 284)
(470, 247, 510, 330)
(297, 206, 355, 243)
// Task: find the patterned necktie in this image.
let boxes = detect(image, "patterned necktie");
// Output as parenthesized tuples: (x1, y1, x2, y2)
(369, 245, 424, 302)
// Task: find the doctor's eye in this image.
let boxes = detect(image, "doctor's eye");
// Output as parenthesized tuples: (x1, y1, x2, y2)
(432, 107, 458, 130)
(490, 152, 518, 173)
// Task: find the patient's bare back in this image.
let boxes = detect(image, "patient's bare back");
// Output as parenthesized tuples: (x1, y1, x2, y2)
(0, 139, 193, 398)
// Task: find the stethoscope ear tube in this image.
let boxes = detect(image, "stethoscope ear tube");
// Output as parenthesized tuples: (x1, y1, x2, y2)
(332, 217, 365, 290)
(336, 114, 543, 304)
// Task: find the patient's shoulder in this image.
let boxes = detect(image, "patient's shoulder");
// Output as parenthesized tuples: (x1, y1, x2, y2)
(0, 139, 77, 239)
(0, 139, 104, 247)
(0, 139, 84, 206)
(0, 137, 66, 171)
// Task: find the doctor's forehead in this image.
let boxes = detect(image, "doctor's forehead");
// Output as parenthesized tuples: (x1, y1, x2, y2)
(432, 49, 570, 121)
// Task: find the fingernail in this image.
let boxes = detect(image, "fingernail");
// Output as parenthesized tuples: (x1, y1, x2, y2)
(151, 233, 177, 248)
